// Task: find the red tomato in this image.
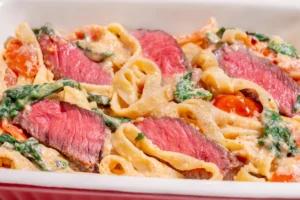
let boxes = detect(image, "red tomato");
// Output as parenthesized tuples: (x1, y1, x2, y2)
(270, 172, 294, 182)
(4, 38, 39, 77)
(75, 31, 85, 40)
(213, 95, 263, 117)
(4, 68, 17, 88)
(2, 123, 28, 142)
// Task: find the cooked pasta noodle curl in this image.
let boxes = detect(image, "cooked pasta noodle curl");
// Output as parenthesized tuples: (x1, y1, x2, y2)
(111, 58, 172, 118)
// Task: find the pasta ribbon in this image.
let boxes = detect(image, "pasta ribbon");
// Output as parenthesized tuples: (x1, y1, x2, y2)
(99, 155, 143, 177)
(235, 164, 266, 182)
(107, 23, 142, 67)
(81, 83, 114, 99)
(0, 147, 39, 170)
(111, 58, 170, 118)
(221, 29, 247, 44)
(192, 50, 219, 70)
(181, 43, 202, 63)
(58, 86, 91, 110)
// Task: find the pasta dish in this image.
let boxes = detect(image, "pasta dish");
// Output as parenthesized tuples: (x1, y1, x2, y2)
(1, 18, 300, 182)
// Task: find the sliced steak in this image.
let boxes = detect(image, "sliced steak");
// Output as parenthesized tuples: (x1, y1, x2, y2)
(216, 45, 300, 117)
(12, 99, 107, 172)
(38, 34, 112, 85)
(131, 29, 190, 78)
(135, 117, 241, 180)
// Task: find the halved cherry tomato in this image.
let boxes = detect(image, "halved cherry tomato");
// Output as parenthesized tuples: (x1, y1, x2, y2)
(3, 38, 39, 77)
(2, 123, 28, 142)
(295, 138, 300, 149)
(213, 95, 263, 117)
(270, 172, 294, 182)
(75, 31, 85, 40)
(4, 68, 17, 88)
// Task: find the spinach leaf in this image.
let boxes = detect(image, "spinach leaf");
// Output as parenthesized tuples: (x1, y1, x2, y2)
(92, 108, 131, 131)
(268, 40, 299, 58)
(0, 79, 80, 119)
(135, 132, 145, 141)
(246, 32, 270, 41)
(205, 32, 220, 44)
(100, 52, 114, 59)
(0, 133, 18, 144)
(216, 27, 228, 37)
(87, 93, 110, 106)
(32, 24, 54, 37)
(174, 72, 212, 103)
(75, 41, 114, 62)
(258, 108, 297, 157)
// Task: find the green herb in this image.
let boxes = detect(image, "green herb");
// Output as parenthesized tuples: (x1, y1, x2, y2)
(135, 132, 145, 141)
(32, 24, 54, 37)
(55, 160, 68, 169)
(32, 29, 40, 37)
(174, 72, 212, 103)
(206, 32, 220, 44)
(0, 133, 18, 144)
(258, 108, 297, 157)
(0, 79, 80, 119)
(75, 41, 114, 62)
(100, 52, 114, 58)
(246, 32, 270, 41)
(85, 50, 114, 62)
(87, 93, 110, 106)
(92, 108, 131, 131)
(267, 40, 299, 58)
(0, 134, 50, 170)
(75, 41, 86, 51)
(292, 95, 300, 113)
(60, 78, 81, 90)
(216, 27, 228, 37)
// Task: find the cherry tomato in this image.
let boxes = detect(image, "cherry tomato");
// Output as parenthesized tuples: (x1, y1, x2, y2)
(2, 123, 28, 142)
(75, 31, 85, 40)
(270, 172, 294, 182)
(4, 68, 17, 88)
(213, 95, 263, 117)
(4, 38, 39, 77)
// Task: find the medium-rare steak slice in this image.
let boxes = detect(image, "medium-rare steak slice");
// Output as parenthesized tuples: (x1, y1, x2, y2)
(38, 34, 112, 85)
(135, 117, 241, 180)
(12, 99, 108, 172)
(215, 45, 300, 117)
(131, 29, 190, 78)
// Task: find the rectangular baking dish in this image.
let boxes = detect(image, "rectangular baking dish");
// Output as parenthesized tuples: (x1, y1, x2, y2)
(1, 0, 300, 199)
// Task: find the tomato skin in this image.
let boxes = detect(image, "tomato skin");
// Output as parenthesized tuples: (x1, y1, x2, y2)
(213, 95, 263, 117)
(4, 68, 17, 88)
(270, 172, 294, 182)
(4, 38, 39, 77)
(75, 31, 85, 40)
(2, 123, 28, 142)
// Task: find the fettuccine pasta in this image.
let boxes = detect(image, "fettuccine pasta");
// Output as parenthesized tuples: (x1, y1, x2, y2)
(1, 17, 300, 183)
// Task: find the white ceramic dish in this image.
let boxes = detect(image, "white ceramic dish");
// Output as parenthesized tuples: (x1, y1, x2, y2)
(1, 0, 300, 199)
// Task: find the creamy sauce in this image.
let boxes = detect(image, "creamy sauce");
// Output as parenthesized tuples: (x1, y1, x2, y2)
(38, 144, 73, 172)
(75, 28, 132, 69)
